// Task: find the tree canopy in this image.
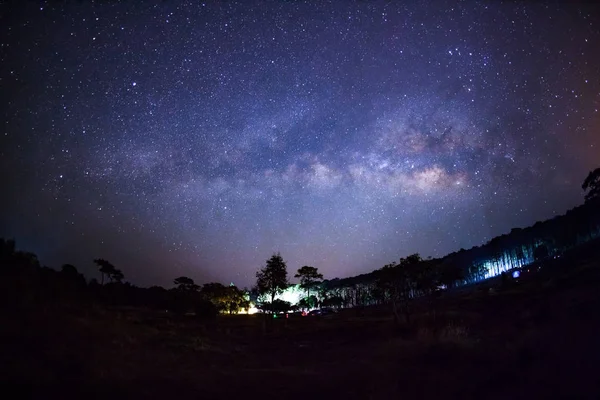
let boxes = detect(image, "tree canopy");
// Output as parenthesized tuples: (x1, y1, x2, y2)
(582, 167, 600, 203)
(93, 259, 124, 284)
(376, 253, 426, 323)
(294, 265, 323, 300)
(200, 282, 250, 314)
(174, 276, 200, 292)
(256, 252, 288, 306)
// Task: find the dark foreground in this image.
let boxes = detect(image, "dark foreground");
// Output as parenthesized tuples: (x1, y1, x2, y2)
(3, 256, 600, 399)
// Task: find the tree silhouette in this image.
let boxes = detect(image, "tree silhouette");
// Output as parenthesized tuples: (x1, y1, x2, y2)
(467, 262, 487, 283)
(195, 299, 218, 320)
(268, 299, 291, 314)
(174, 276, 200, 292)
(0, 238, 16, 263)
(321, 296, 343, 309)
(297, 295, 318, 310)
(60, 264, 86, 287)
(223, 285, 250, 314)
(294, 265, 323, 302)
(534, 245, 549, 262)
(438, 261, 463, 289)
(297, 297, 310, 311)
(94, 259, 116, 285)
(200, 282, 227, 313)
(256, 253, 288, 309)
(110, 268, 124, 283)
(413, 259, 440, 296)
(2, 181, 600, 318)
(197, 282, 250, 314)
(200, 282, 225, 311)
(61, 264, 79, 276)
(377, 254, 423, 324)
(582, 167, 600, 203)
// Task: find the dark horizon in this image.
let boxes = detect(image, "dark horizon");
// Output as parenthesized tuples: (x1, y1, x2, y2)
(1, 0, 599, 288)
(0, 191, 596, 290)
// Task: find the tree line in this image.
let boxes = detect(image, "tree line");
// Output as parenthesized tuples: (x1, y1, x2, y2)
(251, 167, 600, 316)
(1, 167, 599, 319)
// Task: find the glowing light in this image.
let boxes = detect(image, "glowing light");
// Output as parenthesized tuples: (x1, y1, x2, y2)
(257, 284, 305, 305)
(235, 301, 259, 315)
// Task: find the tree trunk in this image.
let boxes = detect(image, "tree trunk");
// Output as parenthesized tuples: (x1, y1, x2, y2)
(430, 296, 437, 332)
(392, 300, 400, 325)
(403, 298, 411, 325)
(271, 291, 275, 310)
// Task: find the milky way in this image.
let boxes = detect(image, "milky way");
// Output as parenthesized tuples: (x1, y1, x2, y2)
(1, 1, 599, 287)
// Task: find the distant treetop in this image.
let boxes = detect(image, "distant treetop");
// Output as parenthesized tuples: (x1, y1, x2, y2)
(582, 167, 600, 203)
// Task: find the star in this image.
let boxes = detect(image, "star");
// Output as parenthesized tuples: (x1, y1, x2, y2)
(0, 0, 598, 287)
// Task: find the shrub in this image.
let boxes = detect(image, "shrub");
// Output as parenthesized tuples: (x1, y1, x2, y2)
(195, 299, 218, 320)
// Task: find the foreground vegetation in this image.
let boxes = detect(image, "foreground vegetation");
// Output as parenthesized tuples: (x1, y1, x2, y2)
(2, 239, 600, 399)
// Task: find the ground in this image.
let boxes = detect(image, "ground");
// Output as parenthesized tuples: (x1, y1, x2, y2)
(3, 254, 600, 399)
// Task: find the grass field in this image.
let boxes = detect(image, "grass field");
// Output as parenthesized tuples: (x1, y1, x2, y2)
(3, 256, 600, 399)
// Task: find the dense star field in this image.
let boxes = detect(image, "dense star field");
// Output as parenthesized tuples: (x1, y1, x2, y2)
(0, 1, 599, 287)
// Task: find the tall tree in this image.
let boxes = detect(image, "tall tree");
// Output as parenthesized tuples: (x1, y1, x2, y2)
(295, 265, 323, 302)
(94, 259, 116, 285)
(169, 277, 200, 315)
(582, 167, 600, 203)
(256, 253, 288, 309)
(377, 254, 423, 324)
(413, 259, 439, 295)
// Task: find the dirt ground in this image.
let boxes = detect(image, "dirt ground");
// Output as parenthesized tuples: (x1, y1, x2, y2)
(3, 258, 600, 399)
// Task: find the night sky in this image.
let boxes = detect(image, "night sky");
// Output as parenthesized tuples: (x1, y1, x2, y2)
(1, 1, 599, 288)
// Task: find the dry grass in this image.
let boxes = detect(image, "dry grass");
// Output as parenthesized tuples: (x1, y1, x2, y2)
(439, 323, 471, 343)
